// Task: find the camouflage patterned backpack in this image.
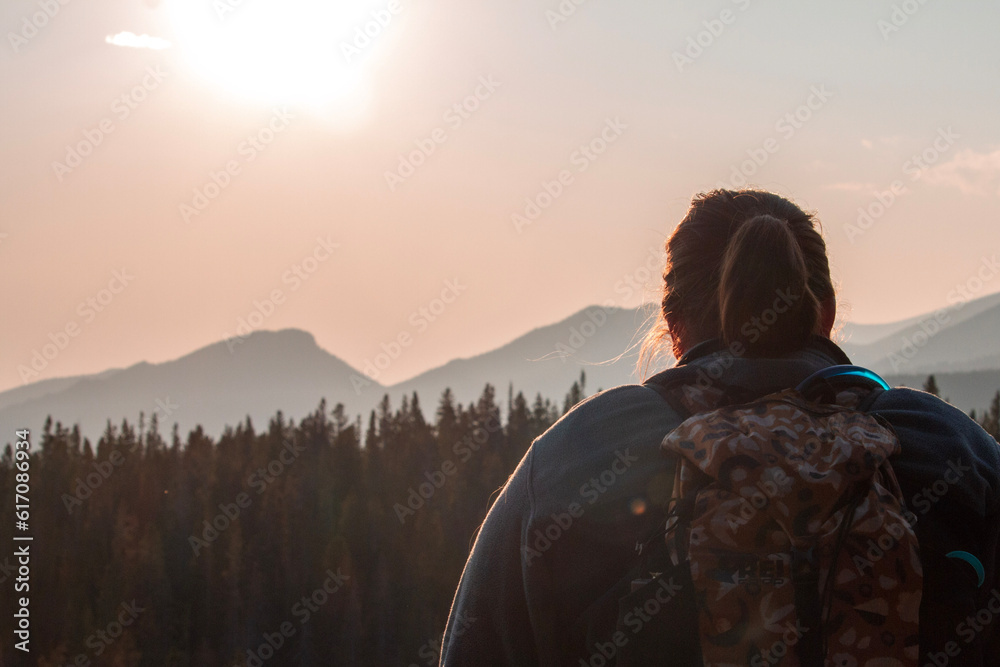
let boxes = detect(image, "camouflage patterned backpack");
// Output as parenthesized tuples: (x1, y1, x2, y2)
(615, 365, 922, 667)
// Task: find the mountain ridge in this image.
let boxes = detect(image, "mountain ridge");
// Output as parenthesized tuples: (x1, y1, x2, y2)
(3, 293, 999, 442)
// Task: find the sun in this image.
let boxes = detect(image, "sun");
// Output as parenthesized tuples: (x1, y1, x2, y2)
(165, 0, 391, 112)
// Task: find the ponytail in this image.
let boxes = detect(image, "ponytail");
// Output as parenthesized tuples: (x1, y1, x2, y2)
(718, 214, 821, 355)
(639, 189, 834, 376)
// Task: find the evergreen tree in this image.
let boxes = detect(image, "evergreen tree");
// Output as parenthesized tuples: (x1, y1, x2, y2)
(981, 390, 1000, 441)
(562, 370, 588, 414)
(0, 373, 603, 665)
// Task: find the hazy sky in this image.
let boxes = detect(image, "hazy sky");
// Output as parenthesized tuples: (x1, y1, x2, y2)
(3, 0, 1000, 394)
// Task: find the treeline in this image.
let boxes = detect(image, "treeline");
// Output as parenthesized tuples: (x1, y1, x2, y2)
(0, 378, 581, 667)
(0, 373, 996, 666)
(923, 374, 1000, 438)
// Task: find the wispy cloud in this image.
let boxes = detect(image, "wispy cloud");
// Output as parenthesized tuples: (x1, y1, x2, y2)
(105, 32, 172, 50)
(925, 147, 1000, 196)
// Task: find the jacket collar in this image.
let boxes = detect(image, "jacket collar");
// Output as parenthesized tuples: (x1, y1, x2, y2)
(644, 334, 856, 402)
(676, 334, 852, 367)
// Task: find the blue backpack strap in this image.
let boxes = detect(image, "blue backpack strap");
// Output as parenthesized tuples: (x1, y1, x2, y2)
(796, 365, 890, 412)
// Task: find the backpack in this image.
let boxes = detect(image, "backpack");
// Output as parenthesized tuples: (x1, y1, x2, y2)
(610, 365, 923, 667)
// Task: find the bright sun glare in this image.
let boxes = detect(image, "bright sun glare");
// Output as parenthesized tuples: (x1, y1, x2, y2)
(166, 0, 388, 112)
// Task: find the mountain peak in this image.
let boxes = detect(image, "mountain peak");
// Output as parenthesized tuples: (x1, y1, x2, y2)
(210, 327, 320, 356)
(244, 328, 318, 347)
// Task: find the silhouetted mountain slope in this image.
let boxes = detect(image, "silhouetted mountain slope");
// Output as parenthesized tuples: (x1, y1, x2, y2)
(379, 305, 654, 410)
(0, 329, 379, 442)
(3, 293, 1000, 443)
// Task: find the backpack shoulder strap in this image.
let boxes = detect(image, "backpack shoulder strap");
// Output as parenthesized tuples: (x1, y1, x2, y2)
(796, 364, 890, 405)
(643, 365, 758, 421)
(641, 366, 699, 420)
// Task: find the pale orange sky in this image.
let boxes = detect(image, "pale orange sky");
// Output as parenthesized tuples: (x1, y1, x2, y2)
(3, 0, 1000, 393)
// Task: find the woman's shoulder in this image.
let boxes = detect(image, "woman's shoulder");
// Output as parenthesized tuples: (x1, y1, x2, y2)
(873, 386, 994, 446)
(872, 387, 1000, 516)
(525, 383, 683, 502)
(535, 383, 681, 451)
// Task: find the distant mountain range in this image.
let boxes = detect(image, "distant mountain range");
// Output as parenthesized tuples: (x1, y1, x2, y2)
(3, 293, 999, 443)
